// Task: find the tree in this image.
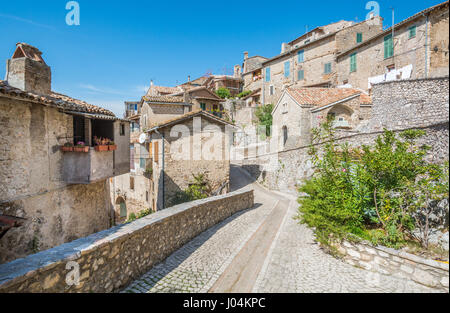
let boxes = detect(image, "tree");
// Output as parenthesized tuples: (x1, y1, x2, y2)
(255, 103, 274, 138)
(216, 87, 231, 99)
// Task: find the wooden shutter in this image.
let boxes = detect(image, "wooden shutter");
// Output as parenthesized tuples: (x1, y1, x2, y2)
(298, 70, 304, 80)
(350, 53, 357, 72)
(298, 50, 304, 63)
(356, 33, 362, 43)
(154, 141, 159, 163)
(149, 141, 153, 159)
(384, 34, 393, 59)
(284, 61, 290, 77)
(265, 67, 271, 82)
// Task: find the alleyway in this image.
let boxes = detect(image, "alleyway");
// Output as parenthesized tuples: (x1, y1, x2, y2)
(121, 165, 439, 293)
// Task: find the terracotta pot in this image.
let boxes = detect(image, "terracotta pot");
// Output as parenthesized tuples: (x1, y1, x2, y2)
(74, 146, 89, 153)
(95, 145, 109, 152)
(108, 145, 117, 151)
(61, 146, 73, 152)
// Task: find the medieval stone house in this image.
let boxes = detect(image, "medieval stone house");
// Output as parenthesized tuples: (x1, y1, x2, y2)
(272, 87, 371, 150)
(336, 1, 449, 91)
(242, 16, 383, 105)
(0, 43, 130, 264)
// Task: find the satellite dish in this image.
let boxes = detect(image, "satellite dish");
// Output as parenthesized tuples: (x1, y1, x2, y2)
(139, 133, 148, 144)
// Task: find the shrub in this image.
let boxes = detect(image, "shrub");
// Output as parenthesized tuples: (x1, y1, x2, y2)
(255, 103, 273, 138)
(298, 117, 448, 249)
(236, 90, 252, 99)
(172, 173, 210, 205)
(216, 87, 231, 99)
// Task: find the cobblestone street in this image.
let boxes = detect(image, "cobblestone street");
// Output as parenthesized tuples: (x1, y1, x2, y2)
(122, 165, 441, 293)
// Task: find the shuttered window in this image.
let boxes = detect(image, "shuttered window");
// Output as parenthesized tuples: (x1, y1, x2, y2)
(384, 34, 394, 59)
(409, 25, 416, 38)
(350, 53, 357, 72)
(200, 103, 206, 110)
(297, 70, 304, 80)
(265, 67, 271, 82)
(356, 33, 363, 43)
(324, 63, 332, 74)
(154, 141, 159, 163)
(284, 61, 290, 77)
(297, 50, 304, 63)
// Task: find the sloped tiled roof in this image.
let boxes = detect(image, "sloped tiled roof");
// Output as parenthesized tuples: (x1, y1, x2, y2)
(146, 85, 180, 96)
(0, 80, 116, 117)
(146, 109, 234, 132)
(286, 87, 367, 108)
(142, 95, 186, 104)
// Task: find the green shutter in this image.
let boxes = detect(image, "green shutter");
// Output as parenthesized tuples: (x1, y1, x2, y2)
(200, 103, 206, 110)
(324, 63, 331, 74)
(409, 26, 416, 38)
(297, 70, 304, 80)
(384, 34, 393, 58)
(356, 33, 363, 43)
(350, 53, 357, 72)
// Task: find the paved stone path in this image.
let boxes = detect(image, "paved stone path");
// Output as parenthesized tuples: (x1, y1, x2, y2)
(122, 165, 440, 293)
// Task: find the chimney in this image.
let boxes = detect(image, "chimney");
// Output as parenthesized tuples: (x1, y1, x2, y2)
(281, 43, 290, 53)
(244, 51, 249, 60)
(188, 75, 191, 82)
(234, 65, 241, 78)
(5, 43, 51, 95)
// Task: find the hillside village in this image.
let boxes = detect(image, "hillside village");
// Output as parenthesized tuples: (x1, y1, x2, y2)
(0, 1, 449, 294)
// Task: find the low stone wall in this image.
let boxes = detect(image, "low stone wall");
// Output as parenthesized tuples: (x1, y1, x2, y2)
(334, 240, 449, 291)
(0, 190, 254, 293)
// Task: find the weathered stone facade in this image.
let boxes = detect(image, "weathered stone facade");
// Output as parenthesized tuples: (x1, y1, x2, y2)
(0, 190, 254, 293)
(336, 2, 449, 91)
(241, 77, 449, 195)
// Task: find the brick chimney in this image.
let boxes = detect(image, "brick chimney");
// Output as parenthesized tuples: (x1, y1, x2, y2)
(5, 43, 51, 95)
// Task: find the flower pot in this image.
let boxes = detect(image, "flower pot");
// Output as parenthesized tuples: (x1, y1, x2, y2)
(95, 145, 109, 152)
(108, 145, 117, 151)
(74, 146, 89, 153)
(61, 146, 73, 152)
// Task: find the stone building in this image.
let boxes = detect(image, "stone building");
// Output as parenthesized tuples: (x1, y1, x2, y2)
(336, 1, 449, 91)
(272, 87, 371, 150)
(0, 43, 130, 263)
(146, 110, 234, 210)
(242, 16, 383, 105)
(170, 86, 224, 117)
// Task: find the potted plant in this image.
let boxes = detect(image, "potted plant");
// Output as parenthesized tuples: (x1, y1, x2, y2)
(74, 141, 89, 152)
(94, 136, 109, 152)
(61, 142, 74, 152)
(108, 140, 117, 151)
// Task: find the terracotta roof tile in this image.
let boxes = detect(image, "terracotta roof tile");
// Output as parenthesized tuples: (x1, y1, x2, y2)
(142, 95, 185, 103)
(146, 85, 180, 96)
(286, 87, 369, 108)
(0, 80, 116, 117)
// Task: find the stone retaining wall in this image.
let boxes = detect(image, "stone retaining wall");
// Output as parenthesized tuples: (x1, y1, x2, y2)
(0, 190, 254, 293)
(334, 240, 449, 291)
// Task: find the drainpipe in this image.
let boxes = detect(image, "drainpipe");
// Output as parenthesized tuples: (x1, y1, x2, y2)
(423, 13, 429, 78)
(154, 129, 165, 209)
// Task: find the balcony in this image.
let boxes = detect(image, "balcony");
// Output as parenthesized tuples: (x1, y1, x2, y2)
(62, 147, 119, 184)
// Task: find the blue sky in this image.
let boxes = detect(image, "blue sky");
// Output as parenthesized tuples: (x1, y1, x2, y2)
(0, 0, 444, 116)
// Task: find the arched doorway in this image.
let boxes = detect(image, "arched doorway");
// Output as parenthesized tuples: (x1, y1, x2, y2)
(115, 197, 127, 223)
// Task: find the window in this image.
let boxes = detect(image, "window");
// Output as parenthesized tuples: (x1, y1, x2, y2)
(350, 53, 357, 72)
(384, 34, 394, 59)
(130, 177, 134, 190)
(140, 144, 147, 169)
(409, 25, 416, 38)
(146, 191, 149, 202)
(200, 103, 206, 110)
(269, 85, 274, 95)
(356, 33, 363, 43)
(297, 70, 304, 80)
(304, 39, 310, 44)
(324, 63, 332, 74)
(120, 123, 125, 136)
(265, 67, 271, 82)
(130, 145, 135, 170)
(282, 126, 288, 146)
(154, 141, 159, 163)
(284, 61, 290, 78)
(282, 103, 288, 114)
(387, 64, 395, 72)
(297, 50, 304, 63)
(120, 202, 127, 218)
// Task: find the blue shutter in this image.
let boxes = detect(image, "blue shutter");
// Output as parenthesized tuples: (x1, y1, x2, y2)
(284, 61, 290, 77)
(265, 67, 271, 82)
(297, 70, 304, 80)
(297, 50, 304, 63)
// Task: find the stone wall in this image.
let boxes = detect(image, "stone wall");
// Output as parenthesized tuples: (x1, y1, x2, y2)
(333, 239, 449, 291)
(240, 77, 449, 194)
(0, 97, 112, 264)
(0, 190, 254, 293)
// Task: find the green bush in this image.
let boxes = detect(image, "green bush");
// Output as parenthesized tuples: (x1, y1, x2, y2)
(298, 117, 448, 249)
(216, 87, 231, 99)
(172, 173, 210, 205)
(236, 90, 252, 98)
(255, 103, 273, 138)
